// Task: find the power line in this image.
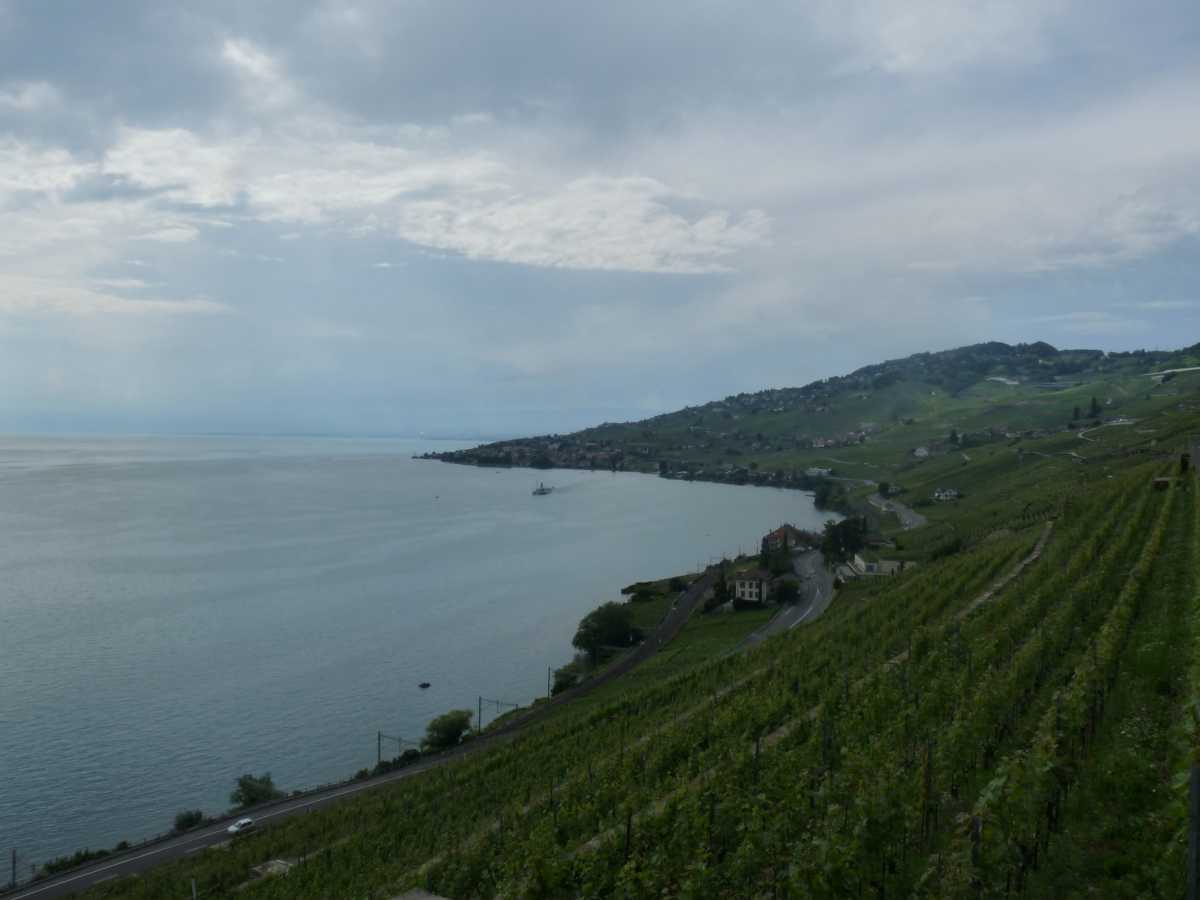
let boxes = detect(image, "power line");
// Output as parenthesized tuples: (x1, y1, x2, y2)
(477, 695, 520, 730)
(376, 731, 419, 765)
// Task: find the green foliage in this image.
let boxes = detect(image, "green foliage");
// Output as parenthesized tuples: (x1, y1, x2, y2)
(552, 665, 580, 695)
(704, 566, 730, 612)
(770, 577, 800, 605)
(372, 748, 422, 777)
(820, 515, 867, 563)
(572, 601, 640, 661)
(64, 419, 1200, 900)
(812, 478, 849, 511)
(173, 809, 205, 833)
(230, 772, 283, 809)
(39, 848, 113, 878)
(766, 549, 793, 576)
(422, 709, 473, 751)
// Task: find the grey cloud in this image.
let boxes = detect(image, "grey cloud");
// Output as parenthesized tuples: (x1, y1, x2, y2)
(2, 0, 1200, 435)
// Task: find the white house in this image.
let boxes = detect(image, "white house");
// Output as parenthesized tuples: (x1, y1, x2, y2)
(732, 570, 771, 604)
(805, 466, 833, 478)
(933, 487, 960, 502)
(913, 447, 930, 459)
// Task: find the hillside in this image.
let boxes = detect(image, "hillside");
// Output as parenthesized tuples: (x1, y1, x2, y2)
(425, 340, 1200, 490)
(44, 343, 1200, 899)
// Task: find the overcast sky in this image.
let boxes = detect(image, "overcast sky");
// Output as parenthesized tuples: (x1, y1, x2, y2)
(1, 1, 1198, 436)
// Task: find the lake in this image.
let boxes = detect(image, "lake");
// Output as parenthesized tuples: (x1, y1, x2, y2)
(0, 434, 832, 869)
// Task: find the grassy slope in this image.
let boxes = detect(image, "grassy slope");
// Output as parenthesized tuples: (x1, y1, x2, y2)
(67, 354, 1200, 899)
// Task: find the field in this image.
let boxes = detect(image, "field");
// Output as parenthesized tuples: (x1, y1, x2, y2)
(67, 389, 1200, 898)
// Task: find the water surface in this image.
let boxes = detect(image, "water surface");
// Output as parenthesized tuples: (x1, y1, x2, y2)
(0, 435, 831, 867)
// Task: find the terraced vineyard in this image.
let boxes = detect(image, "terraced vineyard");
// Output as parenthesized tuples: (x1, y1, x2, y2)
(70, 440, 1199, 898)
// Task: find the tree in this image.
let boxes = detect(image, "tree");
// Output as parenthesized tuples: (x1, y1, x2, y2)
(813, 479, 849, 511)
(230, 773, 283, 809)
(821, 516, 867, 565)
(572, 601, 638, 661)
(949, 428, 959, 444)
(173, 809, 204, 833)
(1072, 405, 1081, 420)
(423, 709, 473, 751)
(877, 480, 891, 498)
(1089, 395, 1101, 417)
(767, 549, 793, 576)
(668, 576, 686, 593)
(705, 565, 731, 612)
(771, 578, 800, 605)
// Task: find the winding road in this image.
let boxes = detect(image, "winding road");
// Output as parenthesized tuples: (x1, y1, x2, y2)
(868, 493, 927, 529)
(739, 549, 836, 648)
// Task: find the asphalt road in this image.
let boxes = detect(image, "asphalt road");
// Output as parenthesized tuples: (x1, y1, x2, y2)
(6, 568, 718, 900)
(739, 549, 835, 648)
(868, 493, 927, 530)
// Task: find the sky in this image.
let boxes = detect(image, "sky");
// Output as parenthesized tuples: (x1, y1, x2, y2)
(1, 1, 1198, 437)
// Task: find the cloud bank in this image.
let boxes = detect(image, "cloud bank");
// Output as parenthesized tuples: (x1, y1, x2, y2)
(0, 1, 1198, 433)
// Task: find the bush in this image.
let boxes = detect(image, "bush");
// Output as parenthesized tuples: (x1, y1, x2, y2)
(552, 665, 580, 695)
(572, 601, 639, 661)
(40, 849, 110, 878)
(371, 748, 422, 777)
(767, 553, 793, 576)
(423, 709, 473, 751)
(668, 576, 686, 592)
(230, 772, 283, 809)
(173, 809, 205, 833)
(771, 577, 800, 605)
(631, 588, 657, 603)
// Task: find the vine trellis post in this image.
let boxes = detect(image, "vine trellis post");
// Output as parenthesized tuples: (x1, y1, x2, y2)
(1189, 754, 1199, 900)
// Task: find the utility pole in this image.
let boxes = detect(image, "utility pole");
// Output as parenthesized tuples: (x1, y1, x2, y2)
(478, 695, 483, 732)
(547, 665, 552, 699)
(377, 730, 382, 767)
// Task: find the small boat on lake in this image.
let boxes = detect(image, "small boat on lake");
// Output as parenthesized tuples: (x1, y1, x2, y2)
(532, 482, 553, 496)
(418, 682, 431, 689)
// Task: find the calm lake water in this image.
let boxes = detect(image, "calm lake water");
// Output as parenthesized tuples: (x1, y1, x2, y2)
(0, 435, 832, 868)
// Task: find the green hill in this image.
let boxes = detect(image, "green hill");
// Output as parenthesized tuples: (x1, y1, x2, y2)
(427, 339, 1200, 489)
(59, 342, 1200, 899)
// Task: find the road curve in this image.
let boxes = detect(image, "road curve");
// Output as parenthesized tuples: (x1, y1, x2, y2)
(868, 493, 927, 530)
(6, 568, 717, 900)
(738, 549, 835, 649)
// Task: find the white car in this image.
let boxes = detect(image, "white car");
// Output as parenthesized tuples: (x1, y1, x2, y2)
(227, 817, 255, 835)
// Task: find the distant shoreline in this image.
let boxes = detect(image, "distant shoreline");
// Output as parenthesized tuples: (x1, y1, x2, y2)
(419, 451, 855, 516)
